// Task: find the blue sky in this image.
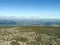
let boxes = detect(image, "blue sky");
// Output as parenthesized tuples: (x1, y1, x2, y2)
(0, 0, 60, 19)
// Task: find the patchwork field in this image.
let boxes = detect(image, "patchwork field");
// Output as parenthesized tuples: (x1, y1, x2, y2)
(0, 26, 60, 45)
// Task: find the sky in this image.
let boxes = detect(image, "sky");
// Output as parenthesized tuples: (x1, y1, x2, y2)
(0, 0, 60, 19)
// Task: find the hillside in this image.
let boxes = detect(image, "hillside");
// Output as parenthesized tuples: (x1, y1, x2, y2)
(0, 26, 60, 45)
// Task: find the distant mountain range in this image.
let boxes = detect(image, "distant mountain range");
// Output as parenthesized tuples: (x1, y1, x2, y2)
(0, 19, 60, 26)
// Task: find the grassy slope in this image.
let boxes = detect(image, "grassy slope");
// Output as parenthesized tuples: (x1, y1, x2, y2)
(0, 26, 60, 37)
